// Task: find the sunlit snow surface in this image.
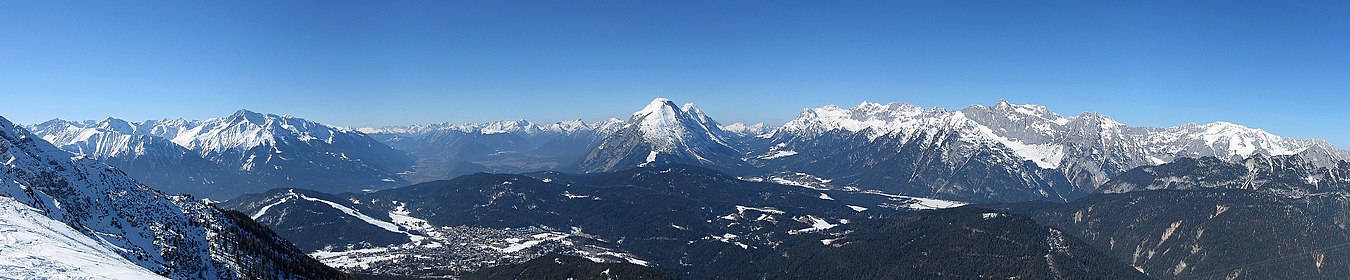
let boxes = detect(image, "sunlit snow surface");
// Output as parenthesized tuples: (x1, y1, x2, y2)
(860, 190, 968, 210)
(740, 174, 967, 211)
(0, 195, 166, 280)
(788, 215, 839, 234)
(758, 150, 798, 160)
(251, 190, 406, 234)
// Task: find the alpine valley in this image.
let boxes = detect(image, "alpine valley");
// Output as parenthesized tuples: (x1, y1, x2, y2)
(7, 98, 1350, 279)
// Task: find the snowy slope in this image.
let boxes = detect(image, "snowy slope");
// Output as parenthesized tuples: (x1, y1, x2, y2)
(632, 99, 728, 152)
(0, 195, 167, 280)
(1, 115, 349, 279)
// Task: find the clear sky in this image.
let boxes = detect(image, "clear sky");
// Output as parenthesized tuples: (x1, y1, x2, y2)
(2, 1, 1348, 145)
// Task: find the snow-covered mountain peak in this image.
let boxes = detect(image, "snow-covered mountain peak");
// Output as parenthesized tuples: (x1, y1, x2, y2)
(993, 100, 1051, 116)
(191, 110, 355, 147)
(722, 122, 772, 137)
(634, 98, 681, 118)
(681, 102, 717, 126)
(360, 117, 627, 139)
(478, 120, 533, 135)
(591, 118, 626, 135)
(1071, 111, 1119, 124)
(853, 101, 924, 114)
(777, 101, 930, 138)
(1196, 121, 1270, 138)
(34, 118, 74, 128)
(23, 118, 187, 161)
(680, 102, 701, 114)
(680, 102, 732, 137)
(541, 119, 590, 134)
(988, 99, 1057, 114)
(965, 100, 1070, 127)
(855, 101, 883, 110)
(27, 110, 413, 197)
(581, 98, 744, 172)
(227, 109, 269, 124)
(1188, 121, 1301, 157)
(851, 101, 925, 114)
(629, 98, 703, 152)
(95, 117, 137, 134)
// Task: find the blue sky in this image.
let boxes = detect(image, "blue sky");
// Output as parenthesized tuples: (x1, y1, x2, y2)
(2, 1, 1348, 145)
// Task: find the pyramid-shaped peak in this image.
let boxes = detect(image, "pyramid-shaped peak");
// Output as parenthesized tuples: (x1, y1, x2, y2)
(632, 98, 692, 129)
(635, 98, 680, 116)
(581, 98, 745, 172)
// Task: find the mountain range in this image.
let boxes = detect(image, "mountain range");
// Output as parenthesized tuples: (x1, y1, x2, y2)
(0, 115, 350, 279)
(28, 98, 1345, 203)
(28, 110, 413, 199)
(11, 98, 1350, 279)
(359, 98, 1348, 203)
